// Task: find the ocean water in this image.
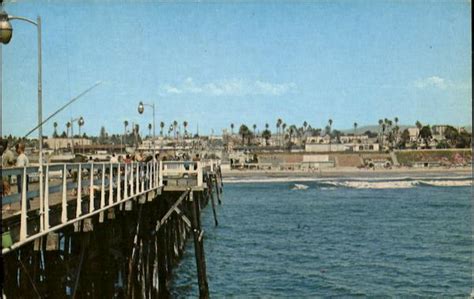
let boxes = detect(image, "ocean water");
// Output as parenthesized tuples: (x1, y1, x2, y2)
(171, 178, 472, 297)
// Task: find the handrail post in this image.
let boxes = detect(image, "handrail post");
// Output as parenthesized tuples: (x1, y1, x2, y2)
(159, 161, 163, 186)
(109, 163, 113, 205)
(76, 164, 82, 217)
(151, 160, 154, 189)
(197, 162, 203, 187)
(39, 164, 44, 232)
(19, 167, 28, 241)
(124, 163, 128, 199)
(135, 162, 139, 195)
(100, 163, 106, 212)
(117, 163, 121, 202)
(130, 162, 134, 196)
(146, 162, 150, 191)
(141, 163, 145, 193)
(61, 164, 68, 223)
(44, 164, 50, 229)
(89, 163, 94, 212)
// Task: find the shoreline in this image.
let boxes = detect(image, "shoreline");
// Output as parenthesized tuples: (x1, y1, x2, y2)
(221, 167, 472, 179)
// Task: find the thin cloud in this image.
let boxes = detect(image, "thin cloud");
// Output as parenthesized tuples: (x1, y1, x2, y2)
(414, 76, 470, 90)
(159, 78, 297, 97)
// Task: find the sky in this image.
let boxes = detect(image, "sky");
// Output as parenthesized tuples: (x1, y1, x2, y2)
(1, 0, 472, 137)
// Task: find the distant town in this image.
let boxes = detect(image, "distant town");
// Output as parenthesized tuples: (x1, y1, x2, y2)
(2, 118, 472, 171)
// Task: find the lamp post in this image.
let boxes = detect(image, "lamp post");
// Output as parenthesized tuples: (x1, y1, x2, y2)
(70, 116, 84, 155)
(1, 10, 45, 230)
(1, 10, 43, 165)
(78, 117, 85, 153)
(138, 101, 156, 158)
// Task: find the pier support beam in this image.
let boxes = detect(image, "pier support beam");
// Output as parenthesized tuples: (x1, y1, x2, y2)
(189, 190, 209, 299)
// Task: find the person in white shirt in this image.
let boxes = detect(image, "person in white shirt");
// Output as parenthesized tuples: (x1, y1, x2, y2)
(15, 143, 30, 209)
(110, 154, 118, 163)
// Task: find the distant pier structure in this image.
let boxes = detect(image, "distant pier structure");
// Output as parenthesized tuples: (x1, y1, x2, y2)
(1, 159, 224, 298)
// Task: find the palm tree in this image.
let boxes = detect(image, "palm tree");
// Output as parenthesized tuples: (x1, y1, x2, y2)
(66, 122, 72, 150)
(394, 117, 399, 145)
(262, 129, 271, 146)
(230, 123, 234, 135)
(276, 118, 282, 146)
(66, 121, 71, 135)
(303, 121, 308, 133)
(239, 124, 250, 145)
(378, 119, 383, 147)
(160, 121, 165, 136)
(123, 120, 128, 143)
(282, 123, 287, 141)
(289, 126, 295, 145)
(353, 122, 358, 135)
(328, 119, 333, 149)
(173, 120, 178, 139)
(265, 123, 269, 130)
(253, 124, 257, 135)
(183, 121, 188, 137)
(134, 124, 140, 135)
(148, 123, 152, 138)
(53, 122, 58, 137)
(415, 120, 422, 141)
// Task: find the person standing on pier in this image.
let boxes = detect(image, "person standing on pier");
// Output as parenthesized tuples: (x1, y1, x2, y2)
(193, 154, 200, 170)
(1, 140, 14, 199)
(15, 143, 30, 209)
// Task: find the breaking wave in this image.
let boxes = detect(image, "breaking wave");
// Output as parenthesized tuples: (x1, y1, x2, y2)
(224, 176, 472, 189)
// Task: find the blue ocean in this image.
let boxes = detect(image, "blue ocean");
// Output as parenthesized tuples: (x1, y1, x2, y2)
(171, 177, 472, 297)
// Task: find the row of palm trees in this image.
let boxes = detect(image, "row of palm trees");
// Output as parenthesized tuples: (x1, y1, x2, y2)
(231, 117, 407, 149)
(52, 121, 85, 138)
(52, 119, 192, 147)
(232, 118, 342, 146)
(377, 117, 400, 149)
(123, 120, 190, 140)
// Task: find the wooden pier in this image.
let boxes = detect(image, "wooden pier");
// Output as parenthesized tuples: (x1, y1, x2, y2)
(1, 160, 223, 298)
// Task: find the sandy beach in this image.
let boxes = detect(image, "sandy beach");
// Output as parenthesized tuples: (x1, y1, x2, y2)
(221, 167, 472, 179)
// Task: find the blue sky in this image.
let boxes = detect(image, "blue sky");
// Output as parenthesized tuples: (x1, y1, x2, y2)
(2, 0, 471, 137)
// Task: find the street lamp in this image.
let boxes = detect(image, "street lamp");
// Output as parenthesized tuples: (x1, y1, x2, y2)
(70, 116, 84, 155)
(78, 117, 85, 153)
(1, 10, 45, 230)
(138, 101, 156, 158)
(0, 11, 13, 44)
(1, 10, 43, 165)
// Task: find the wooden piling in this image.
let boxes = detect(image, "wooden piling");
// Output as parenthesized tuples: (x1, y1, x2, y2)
(189, 190, 210, 299)
(214, 174, 222, 205)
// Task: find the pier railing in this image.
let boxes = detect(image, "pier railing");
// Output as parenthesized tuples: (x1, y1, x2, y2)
(1, 160, 219, 254)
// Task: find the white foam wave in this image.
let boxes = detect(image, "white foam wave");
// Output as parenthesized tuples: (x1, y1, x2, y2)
(324, 179, 472, 189)
(327, 181, 418, 189)
(223, 177, 320, 184)
(292, 184, 309, 190)
(223, 176, 473, 189)
(419, 180, 472, 187)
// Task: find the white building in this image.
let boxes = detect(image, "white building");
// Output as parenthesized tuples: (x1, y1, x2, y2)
(408, 128, 420, 142)
(44, 137, 92, 151)
(305, 142, 379, 152)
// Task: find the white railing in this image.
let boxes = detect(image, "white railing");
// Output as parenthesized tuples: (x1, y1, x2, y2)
(1, 160, 220, 254)
(2, 161, 161, 253)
